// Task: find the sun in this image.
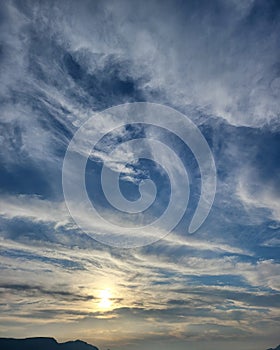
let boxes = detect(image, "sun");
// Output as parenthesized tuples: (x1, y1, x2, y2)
(98, 289, 112, 310)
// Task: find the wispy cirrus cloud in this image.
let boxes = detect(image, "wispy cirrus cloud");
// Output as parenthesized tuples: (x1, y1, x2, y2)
(0, 1, 279, 349)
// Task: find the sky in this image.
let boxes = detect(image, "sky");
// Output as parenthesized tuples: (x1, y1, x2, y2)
(0, 0, 280, 349)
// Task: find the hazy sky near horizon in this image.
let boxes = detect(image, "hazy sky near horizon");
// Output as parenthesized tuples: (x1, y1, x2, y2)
(0, 1, 280, 350)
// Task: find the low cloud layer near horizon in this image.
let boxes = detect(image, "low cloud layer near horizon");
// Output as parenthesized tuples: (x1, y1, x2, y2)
(0, 1, 279, 350)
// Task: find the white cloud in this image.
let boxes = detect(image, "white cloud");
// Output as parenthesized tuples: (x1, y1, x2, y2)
(0, 194, 251, 254)
(261, 237, 280, 247)
(2, 0, 278, 134)
(0, 195, 69, 226)
(237, 173, 280, 222)
(31, 0, 279, 128)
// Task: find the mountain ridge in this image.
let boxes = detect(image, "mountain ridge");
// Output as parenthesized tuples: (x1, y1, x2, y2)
(0, 337, 99, 350)
(0, 337, 279, 350)
(267, 345, 280, 350)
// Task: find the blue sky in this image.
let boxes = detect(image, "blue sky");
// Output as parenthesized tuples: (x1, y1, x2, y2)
(0, 1, 279, 349)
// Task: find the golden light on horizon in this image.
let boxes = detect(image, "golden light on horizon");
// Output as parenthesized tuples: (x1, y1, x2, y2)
(98, 289, 112, 310)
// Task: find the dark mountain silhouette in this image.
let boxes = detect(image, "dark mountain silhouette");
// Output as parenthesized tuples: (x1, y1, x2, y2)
(267, 346, 280, 350)
(0, 337, 99, 350)
(0, 338, 279, 350)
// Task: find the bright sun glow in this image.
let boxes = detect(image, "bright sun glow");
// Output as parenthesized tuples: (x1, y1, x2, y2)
(98, 289, 112, 310)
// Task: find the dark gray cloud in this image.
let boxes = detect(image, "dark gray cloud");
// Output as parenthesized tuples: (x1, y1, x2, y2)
(0, 283, 95, 301)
